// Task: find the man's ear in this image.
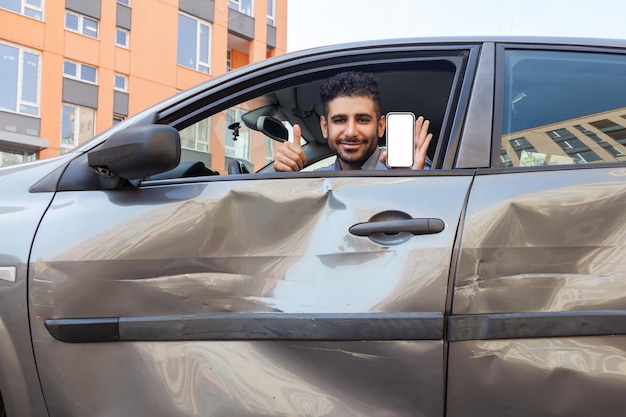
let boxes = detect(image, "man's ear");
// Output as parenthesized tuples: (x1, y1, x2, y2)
(378, 115, 386, 138)
(320, 115, 329, 139)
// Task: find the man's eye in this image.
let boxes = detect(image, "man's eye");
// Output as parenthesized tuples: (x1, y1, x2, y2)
(358, 117, 371, 123)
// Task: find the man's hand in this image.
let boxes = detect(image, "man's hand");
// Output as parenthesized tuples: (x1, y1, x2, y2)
(380, 115, 433, 170)
(274, 124, 307, 172)
(411, 116, 433, 170)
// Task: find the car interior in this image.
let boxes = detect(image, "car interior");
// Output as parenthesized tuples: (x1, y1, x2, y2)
(148, 59, 460, 180)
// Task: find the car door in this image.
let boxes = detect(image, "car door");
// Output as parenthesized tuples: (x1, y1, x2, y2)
(447, 43, 626, 417)
(28, 44, 478, 416)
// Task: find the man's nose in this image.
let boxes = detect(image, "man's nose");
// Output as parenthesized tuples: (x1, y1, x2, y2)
(345, 118, 358, 137)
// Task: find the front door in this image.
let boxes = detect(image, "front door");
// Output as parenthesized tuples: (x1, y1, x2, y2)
(29, 46, 477, 416)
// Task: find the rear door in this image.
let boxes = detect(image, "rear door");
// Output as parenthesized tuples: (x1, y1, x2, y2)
(29, 45, 478, 416)
(447, 43, 626, 417)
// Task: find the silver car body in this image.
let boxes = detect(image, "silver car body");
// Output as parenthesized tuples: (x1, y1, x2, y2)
(1, 37, 625, 416)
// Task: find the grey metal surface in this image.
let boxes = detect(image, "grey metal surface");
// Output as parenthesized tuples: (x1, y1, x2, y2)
(454, 167, 626, 315)
(447, 166, 626, 416)
(447, 337, 626, 417)
(2, 37, 626, 417)
(0, 156, 73, 417)
(455, 42, 494, 169)
(30, 174, 472, 416)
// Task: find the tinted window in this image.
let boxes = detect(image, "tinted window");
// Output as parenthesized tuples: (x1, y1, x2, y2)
(500, 50, 626, 166)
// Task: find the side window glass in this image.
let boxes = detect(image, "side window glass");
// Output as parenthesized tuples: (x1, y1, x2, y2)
(501, 50, 626, 167)
(178, 98, 300, 175)
(155, 58, 460, 180)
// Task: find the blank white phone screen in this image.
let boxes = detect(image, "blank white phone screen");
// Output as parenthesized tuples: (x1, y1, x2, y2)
(386, 112, 415, 168)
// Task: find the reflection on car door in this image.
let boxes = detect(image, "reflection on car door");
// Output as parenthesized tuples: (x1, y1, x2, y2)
(446, 45, 626, 417)
(30, 172, 473, 416)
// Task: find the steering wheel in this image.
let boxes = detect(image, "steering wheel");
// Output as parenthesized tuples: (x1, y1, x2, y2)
(227, 159, 250, 175)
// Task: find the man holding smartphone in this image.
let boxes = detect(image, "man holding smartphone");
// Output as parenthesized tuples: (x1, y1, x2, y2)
(273, 71, 432, 172)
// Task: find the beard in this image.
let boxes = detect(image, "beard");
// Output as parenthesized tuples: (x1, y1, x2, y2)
(332, 137, 379, 166)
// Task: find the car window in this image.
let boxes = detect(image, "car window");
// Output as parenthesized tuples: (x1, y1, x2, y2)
(500, 49, 626, 167)
(149, 57, 461, 179)
(178, 99, 305, 174)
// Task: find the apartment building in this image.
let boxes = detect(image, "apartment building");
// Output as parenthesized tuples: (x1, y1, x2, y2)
(0, 0, 288, 167)
(501, 108, 626, 167)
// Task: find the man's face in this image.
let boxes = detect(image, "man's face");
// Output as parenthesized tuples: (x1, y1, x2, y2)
(320, 96, 386, 170)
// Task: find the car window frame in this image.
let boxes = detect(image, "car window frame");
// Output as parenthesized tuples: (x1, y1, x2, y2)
(148, 44, 478, 180)
(492, 42, 626, 170)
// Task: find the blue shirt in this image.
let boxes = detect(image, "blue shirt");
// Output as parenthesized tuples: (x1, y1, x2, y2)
(315, 148, 432, 171)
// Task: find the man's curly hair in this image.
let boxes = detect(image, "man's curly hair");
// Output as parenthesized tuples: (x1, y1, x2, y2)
(319, 71, 381, 118)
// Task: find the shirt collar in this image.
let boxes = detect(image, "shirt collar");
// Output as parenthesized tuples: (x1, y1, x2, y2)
(332, 148, 387, 171)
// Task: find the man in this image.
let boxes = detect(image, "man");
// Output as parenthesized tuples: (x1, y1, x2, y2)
(274, 71, 432, 172)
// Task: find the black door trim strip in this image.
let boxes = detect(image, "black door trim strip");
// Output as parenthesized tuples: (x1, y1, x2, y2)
(448, 310, 626, 341)
(46, 312, 444, 343)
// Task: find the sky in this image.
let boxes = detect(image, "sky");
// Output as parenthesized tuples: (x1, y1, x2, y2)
(286, 0, 626, 52)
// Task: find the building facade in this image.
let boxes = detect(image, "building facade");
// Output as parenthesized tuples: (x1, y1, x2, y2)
(501, 108, 626, 167)
(0, 0, 288, 167)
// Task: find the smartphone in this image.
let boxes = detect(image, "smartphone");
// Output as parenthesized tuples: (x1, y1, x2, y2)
(385, 112, 415, 168)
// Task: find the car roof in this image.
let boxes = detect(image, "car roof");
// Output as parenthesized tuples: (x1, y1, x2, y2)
(73, 36, 626, 154)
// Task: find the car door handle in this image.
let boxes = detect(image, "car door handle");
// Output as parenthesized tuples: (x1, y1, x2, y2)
(349, 218, 445, 237)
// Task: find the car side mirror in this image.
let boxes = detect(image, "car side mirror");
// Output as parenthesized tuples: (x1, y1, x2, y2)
(88, 124, 181, 180)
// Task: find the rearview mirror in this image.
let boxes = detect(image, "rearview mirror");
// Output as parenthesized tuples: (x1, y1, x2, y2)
(257, 116, 288, 142)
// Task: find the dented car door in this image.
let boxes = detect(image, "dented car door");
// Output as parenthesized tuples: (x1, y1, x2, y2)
(30, 173, 472, 416)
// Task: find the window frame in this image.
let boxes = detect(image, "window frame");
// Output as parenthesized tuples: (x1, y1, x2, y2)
(60, 103, 96, 154)
(0, 0, 44, 20)
(177, 11, 211, 74)
(115, 27, 129, 48)
(113, 114, 126, 125)
(228, 0, 253, 16)
(179, 117, 210, 153)
(266, 0, 275, 25)
(0, 41, 41, 117)
(114, 73, 128, 92)
(151, 47, 474, 176)
(493, 43, 626, 168)
(63, 59, 98, 84)
(64, 9, 99, 39)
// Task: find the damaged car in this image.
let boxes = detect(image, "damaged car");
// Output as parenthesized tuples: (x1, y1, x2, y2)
(1, 37, 626, 417)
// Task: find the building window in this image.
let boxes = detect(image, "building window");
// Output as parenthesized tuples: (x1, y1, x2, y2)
(509, 137, 535, 157)
(0, 149, 36, 167)
(0, 0, 44, 20)
(117, 0, 130, 6)
(177, 12, 211, 74)
(65, 10, 98, 38)
(226, 49, 232, 71)
(115, 27, 129, 48)
(548, 129, 585, 151)
(180, 118, 210, 152)
(570, 150, 602, 164)
(0, 42, 40, 116)
(500, 147, 512, 167)
(63, 60, 97, 84)
(113, 114, 125, 125)
(589, 119, 626, 146)
(61, 103, 95, 153)
(229, 0, 253, 16)
(114, 73, 127, 91)
(225, 108, 250, 160)
(267, 0, 275, 25)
